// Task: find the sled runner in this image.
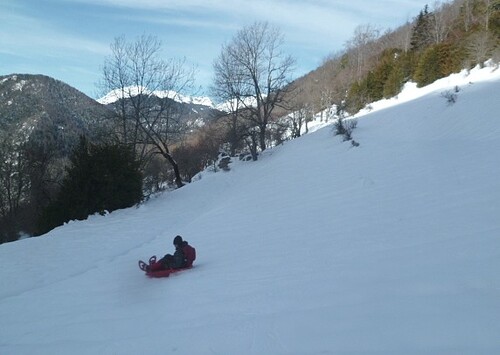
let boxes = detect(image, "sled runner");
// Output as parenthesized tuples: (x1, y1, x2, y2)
(146, 265, 193, 278)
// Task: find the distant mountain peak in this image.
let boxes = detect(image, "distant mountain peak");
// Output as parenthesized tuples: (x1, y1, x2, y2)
(97, 86, 215, 108)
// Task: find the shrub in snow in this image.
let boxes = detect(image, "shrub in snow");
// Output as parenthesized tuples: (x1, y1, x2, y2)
(217, 156, 232, 171)
(239, 154, 254, 162)
(334, 117, 358, 144)
(441, 86, 460, 105)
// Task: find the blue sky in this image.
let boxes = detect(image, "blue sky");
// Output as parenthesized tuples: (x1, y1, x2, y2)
(1, 0, 431, 99)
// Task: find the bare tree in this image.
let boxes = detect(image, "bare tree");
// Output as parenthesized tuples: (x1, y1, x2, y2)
(345, 24, 381, 79)
(213, 22, 295, 154)
(430, 1, 454, 44)
(462, 0, 475, 32)
(391, 21, 413, 53)
(467, 31, 498, 65)
(288, 104, 313, 138)
(0, 135, 31, 242)
(212, 44, 246, 157)
(0, 139, 28, 218)
(101, 35, 196, 188)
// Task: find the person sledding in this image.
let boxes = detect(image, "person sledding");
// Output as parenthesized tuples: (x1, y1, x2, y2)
(139, 235, 196, 275)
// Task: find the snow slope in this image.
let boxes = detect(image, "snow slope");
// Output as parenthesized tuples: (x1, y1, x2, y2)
(1, 64, 500, 354)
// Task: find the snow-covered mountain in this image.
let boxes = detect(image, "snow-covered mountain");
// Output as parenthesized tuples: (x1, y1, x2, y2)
(1, 63, 499, 354)
(97, 86, 215, 107)
(97, 86, 222, 127)
(97, 86, 255, 114)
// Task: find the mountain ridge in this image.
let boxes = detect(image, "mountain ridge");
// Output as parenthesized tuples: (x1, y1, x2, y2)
(0, 73, 110, 149)
(0, 73, 225, 156)
(97, 86, 215, 107)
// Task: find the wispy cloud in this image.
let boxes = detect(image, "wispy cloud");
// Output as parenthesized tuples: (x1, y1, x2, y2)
(0, 7, 109, 57)
(63, 0, 420, 27)
(60, 0, 421, 53)
(108, 12, 239, 32)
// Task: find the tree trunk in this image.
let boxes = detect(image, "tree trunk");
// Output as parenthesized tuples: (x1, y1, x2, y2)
(163, 152, 184, 188)
(259, 124, 267, 151)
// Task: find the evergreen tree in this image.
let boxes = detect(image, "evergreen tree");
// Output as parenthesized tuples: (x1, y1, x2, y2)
(346, 49, 399, 111)
(37, 137, 143, 235)
(383, 64, 405, 98)
(414, 45, 441, 87)
(437, 43, 462, 76)
(370, 49, 400, 100)
(414, 43, 462, 87)
(411, 5, 433, 52)
(346, 81, 366, 113)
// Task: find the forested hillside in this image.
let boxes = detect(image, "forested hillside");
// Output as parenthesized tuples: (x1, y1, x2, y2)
(0, 74, 111, 242)
(289, 0, 499, 114)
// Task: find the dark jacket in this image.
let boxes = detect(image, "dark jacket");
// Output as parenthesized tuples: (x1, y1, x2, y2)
(171, 241, 188, 268)
(162, 240, 192, 269)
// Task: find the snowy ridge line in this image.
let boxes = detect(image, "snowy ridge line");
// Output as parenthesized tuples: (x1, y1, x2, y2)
(97, 86, 214, 107)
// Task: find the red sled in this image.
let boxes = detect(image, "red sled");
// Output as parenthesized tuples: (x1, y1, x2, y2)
(146, 265, 193, 278)
(138, 246, 196, 278)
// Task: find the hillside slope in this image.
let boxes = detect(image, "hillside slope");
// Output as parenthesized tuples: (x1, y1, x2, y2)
(1, 65, 499, 354)
(0, 74, 109, 151)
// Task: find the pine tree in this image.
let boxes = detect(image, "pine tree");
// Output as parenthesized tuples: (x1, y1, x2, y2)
(414, 43, 463, 87)
(411, 5, 433, 52)
(414, 45, 441, 87)
(383, 64, 405, 98)
(37, 137, 143, 235)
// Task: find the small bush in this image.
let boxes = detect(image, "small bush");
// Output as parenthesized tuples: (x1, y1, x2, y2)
(334, 117, 358, 145)
(441, 89, 458, 105)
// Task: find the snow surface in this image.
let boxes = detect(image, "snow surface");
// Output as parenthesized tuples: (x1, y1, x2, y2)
(1, 64, 500, 354)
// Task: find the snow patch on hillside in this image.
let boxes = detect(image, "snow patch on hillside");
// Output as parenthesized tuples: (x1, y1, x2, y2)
(355, 61, 500, 118)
